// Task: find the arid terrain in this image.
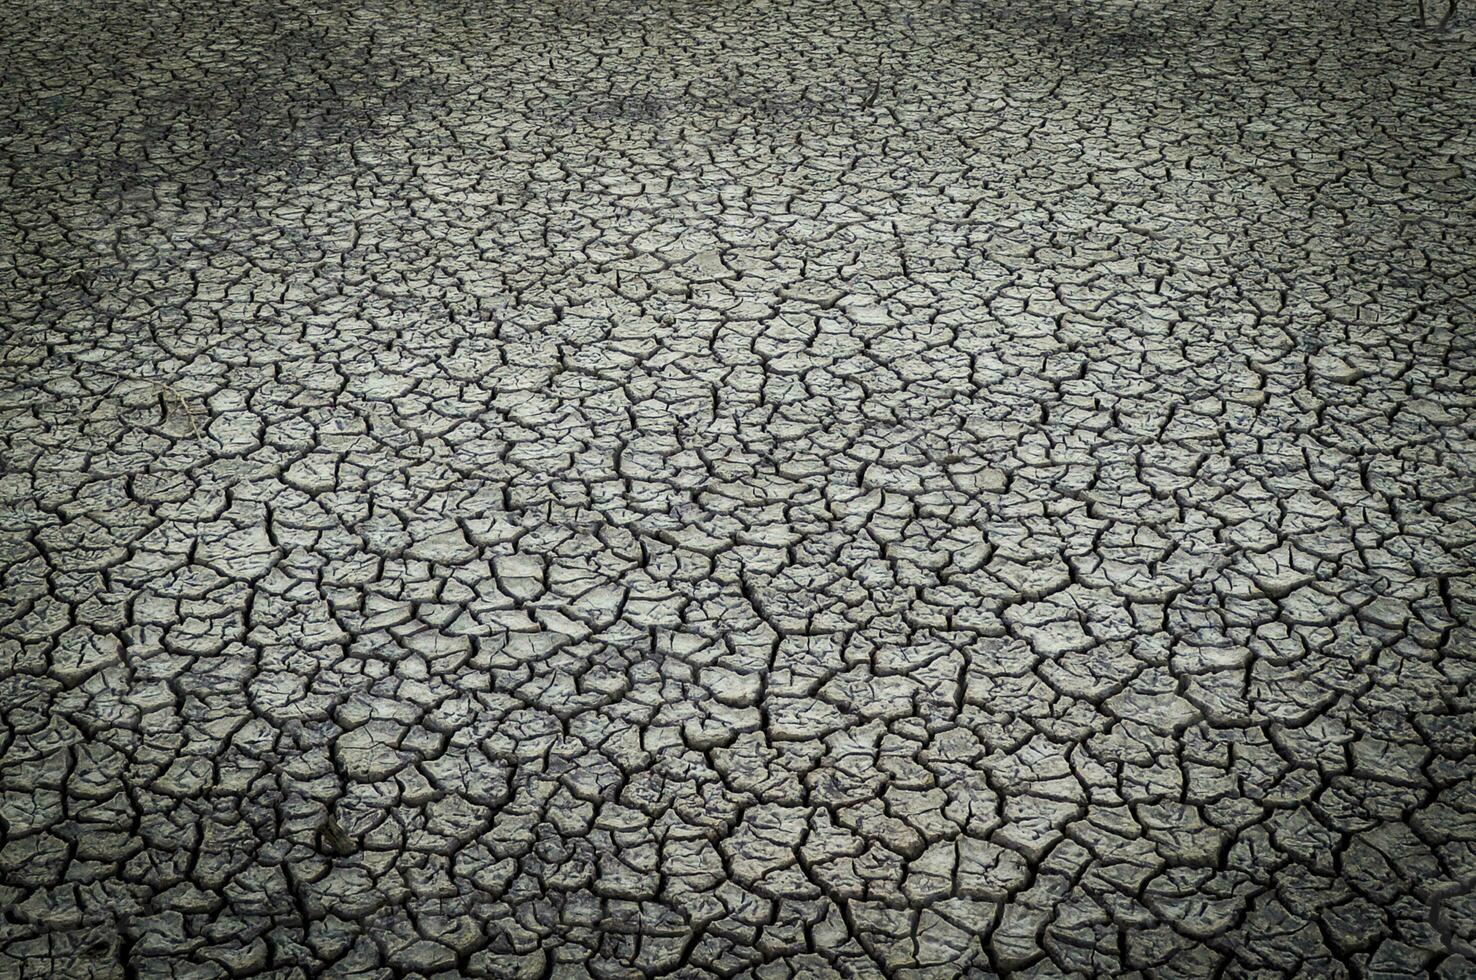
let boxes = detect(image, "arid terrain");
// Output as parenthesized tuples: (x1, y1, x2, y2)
(2, 0, 1475, 975)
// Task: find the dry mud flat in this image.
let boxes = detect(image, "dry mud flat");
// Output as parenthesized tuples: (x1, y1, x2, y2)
(2, 0, 1475, 976)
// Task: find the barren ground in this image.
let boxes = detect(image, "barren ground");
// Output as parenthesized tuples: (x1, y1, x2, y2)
(2, 0, 1476, 976)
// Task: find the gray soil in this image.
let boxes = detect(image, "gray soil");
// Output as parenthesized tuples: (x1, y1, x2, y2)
(2, 0, 1475, 975)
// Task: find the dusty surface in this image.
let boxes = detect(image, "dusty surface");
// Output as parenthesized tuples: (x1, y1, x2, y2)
(2, 0, 1476, 976)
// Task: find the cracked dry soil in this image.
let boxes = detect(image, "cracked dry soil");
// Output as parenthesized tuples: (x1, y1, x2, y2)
(2, 0, 1476, 976)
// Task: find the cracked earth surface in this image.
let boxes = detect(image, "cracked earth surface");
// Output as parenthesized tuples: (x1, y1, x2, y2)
(3, 0, 1476, 976)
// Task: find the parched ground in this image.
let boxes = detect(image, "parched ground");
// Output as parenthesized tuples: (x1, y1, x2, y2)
(2, 0, 1475, 976)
